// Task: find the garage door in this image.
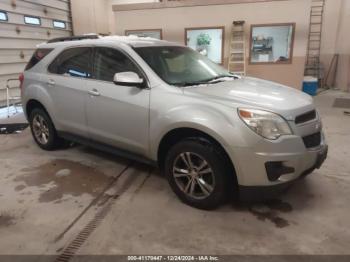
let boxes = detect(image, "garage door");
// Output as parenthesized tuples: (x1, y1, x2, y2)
(0, 0, 73, 104)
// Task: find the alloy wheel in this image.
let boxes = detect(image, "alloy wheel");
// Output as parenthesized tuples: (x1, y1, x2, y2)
(32, 114, 50, 145)
(172, 152, 215, 200)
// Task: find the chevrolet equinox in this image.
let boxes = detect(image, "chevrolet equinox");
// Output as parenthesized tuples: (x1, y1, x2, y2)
(21, 35, 328, 209)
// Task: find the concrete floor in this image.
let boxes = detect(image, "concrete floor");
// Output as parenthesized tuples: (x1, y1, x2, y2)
(0, 90, 350, 256)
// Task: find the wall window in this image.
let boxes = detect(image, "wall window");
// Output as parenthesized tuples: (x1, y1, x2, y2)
(24, 15, 41, 26)
(125, 29, 162, 40)
(53, 20, 66, 29)
(0, 10, 8, 22)
(185, 27, 225, 64)
(250, 23, 295, 64)
(48, 47, 93, 78)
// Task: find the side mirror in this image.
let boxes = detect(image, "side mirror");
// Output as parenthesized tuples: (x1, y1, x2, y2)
(113, 72, 145, 88)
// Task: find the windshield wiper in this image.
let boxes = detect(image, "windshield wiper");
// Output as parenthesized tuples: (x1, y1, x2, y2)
(206, 75, 238, 83)
(176, 81, 209, 87)
(175, 75, 238, 87)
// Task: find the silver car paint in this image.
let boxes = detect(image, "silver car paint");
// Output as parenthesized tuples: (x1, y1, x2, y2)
(22, 37, 327, 188)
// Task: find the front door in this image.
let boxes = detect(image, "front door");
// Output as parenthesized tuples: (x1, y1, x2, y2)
(86, 47, 150, 156)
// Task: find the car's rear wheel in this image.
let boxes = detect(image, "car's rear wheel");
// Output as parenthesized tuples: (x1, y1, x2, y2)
(164, 138, 232, 210)
(29, 108, 61, 150)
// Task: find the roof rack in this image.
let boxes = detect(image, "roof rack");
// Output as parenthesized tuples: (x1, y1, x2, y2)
(47, 34, 100, 43)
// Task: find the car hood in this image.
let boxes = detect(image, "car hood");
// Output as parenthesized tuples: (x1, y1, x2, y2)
(183, 77, 315, 120)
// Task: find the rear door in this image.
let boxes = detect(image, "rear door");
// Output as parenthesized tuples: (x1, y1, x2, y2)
(85, 46, 150, 155)
(43, 47, 93, 136)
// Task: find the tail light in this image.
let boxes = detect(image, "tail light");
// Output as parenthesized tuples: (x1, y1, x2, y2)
(19, 73, 24, 90)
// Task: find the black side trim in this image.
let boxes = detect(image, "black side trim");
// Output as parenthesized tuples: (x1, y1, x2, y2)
(58, 131, 157, 167)
(239, 182, 293, 203)
(239, 166, 316, 202)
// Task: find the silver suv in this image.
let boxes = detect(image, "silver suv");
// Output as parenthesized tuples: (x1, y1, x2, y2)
(21, 35, 328, 209)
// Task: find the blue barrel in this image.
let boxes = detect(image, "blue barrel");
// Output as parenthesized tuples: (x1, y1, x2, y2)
(303, 76, 318, 96)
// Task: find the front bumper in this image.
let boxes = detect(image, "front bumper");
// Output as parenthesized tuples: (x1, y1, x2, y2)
(228, 126, 328, 201)
(238, 144, 328, 202)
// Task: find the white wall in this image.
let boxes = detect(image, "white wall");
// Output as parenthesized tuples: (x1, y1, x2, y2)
(71, 0, 349, 91)
(334, 0, 350, 91)
(321, 0, 350, 91)
(0, 0, 72, 104)
(70, 0, 110, 35)
(320, 0, 342, 85)
(111, 0, 158, 4)
(111, 0, 312, 89)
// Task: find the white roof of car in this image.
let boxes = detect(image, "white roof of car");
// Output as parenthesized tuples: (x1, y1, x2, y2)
(38, 35, 180, 49)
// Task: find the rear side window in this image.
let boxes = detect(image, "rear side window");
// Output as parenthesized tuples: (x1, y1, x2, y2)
(25, 49, 53, 71)
(48, 47, 93, 78)
(93, 47, 140, 82)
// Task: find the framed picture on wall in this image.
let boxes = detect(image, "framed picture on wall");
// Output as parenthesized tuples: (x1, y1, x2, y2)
(185, 26, 225, 64)
(249, 23, 295, 64)
(125, 29, 163, 40)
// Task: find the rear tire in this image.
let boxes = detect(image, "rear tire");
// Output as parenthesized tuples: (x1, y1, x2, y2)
(164, 138, 232, 210)
(29, 108, 62, 151)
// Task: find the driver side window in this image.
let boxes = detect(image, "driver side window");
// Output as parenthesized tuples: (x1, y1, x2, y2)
(93, 47, 140, 82)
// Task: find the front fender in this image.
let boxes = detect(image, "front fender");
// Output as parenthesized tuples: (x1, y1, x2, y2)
(149, 103, 252, 161)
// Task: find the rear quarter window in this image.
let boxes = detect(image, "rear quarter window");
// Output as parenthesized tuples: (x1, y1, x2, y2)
(25, 49, 53, 71)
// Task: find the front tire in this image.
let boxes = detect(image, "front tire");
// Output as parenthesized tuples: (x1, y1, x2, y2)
(164, 138, 232, 210)
(29, 108, 61, 150)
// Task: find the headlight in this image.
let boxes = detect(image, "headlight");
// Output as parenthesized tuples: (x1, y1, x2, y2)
(238, 108, 292, 140)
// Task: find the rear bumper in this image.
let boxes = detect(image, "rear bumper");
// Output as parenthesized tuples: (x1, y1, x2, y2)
(238, 145, 328, 202)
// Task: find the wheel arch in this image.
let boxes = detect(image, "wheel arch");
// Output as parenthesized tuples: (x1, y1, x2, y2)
(26, 99, 59, 132)
(157, 127, 238, 185)
(26, 99, 50, 119)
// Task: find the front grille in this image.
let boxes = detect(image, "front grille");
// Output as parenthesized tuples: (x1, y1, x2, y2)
(303, 132, 321, 148)
(295, 110, 317, 124)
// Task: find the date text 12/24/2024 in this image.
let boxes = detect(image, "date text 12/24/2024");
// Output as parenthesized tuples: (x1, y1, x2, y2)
(128, 256, 219, 261)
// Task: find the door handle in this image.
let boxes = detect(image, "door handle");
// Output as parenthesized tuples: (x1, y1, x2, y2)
(47, 79, 55, 86)
(88, 89, 100, 97)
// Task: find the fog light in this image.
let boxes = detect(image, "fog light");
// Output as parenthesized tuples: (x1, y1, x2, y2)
(265, 162, 295, 181)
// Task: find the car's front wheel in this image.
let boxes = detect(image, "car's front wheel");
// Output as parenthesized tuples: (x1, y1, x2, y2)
(164, 138, 232, 210)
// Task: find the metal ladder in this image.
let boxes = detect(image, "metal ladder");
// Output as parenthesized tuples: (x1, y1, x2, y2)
(228, 21, 246, 76)
(305, 0, 325, 83)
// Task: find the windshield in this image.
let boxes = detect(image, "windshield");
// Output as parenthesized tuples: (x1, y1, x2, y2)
(133, 46, 235, 86)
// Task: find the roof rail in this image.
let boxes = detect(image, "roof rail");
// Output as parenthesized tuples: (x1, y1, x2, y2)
(47, 34, 100, 43)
